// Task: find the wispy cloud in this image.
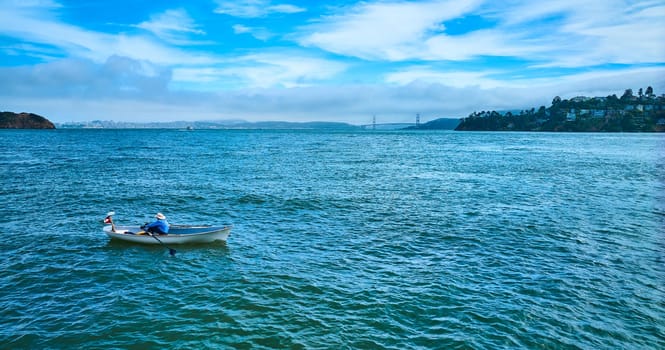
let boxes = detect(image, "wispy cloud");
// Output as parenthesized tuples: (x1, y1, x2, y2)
(229, 53, 348, 88)
(384, 66, 503, 88)
(233, 24, 274, 41)
(214, 0, 305, 18)
(135, 9, 206, 44)
(297, 0, 483, 60)
(298, 0, 665, 68)
(173, 52, 348, 89)
(482, 0, 665, 67)
(4, 0, 61, 11)
(0, 3, 213, 65)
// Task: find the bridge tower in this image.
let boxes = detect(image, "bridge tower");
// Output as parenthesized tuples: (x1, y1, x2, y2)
(416, 113, 420, 128)
(372, 115, 376, 130)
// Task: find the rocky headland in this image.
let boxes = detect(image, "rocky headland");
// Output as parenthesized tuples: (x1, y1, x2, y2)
(0, 111, 56, 129)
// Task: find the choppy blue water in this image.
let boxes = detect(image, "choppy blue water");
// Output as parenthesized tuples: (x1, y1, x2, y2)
(1, 129, 664, 349)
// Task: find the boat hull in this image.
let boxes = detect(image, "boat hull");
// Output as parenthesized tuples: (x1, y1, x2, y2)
(103, 225, 231, 244)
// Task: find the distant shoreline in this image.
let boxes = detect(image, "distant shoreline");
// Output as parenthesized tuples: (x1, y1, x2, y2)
(5, 86, 664, 132)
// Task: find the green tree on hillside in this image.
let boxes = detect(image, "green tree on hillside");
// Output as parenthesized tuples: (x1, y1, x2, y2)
(621, 89, 634, 101)
(454, 86, 665, 132)
(552, 96, 562, 105)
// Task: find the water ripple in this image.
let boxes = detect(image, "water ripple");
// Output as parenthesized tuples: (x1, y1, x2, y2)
(1, 130, 664, 349)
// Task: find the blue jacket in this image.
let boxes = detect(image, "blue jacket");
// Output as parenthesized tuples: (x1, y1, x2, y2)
(145, 219, 169, 233)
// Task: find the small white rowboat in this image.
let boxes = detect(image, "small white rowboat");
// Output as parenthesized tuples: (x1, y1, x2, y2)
(103, 224, 232, 244)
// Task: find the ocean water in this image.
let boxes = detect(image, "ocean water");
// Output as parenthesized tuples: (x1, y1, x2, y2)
(1, 129, 664, 349)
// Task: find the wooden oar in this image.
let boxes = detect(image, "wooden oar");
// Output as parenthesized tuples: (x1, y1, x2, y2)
(146, 231, 177, 256)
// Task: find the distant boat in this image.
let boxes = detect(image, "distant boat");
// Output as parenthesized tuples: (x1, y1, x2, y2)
(186, 126, 194, 130)
(103, 224, 231, 244)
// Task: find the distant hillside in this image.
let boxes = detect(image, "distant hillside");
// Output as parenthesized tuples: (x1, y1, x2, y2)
(58, 119, 361, 130)
(456, 86, 665, 132)
(404, 118, 461, 130)
(0, 112, 56, 129)
(232, 121, 361, 130)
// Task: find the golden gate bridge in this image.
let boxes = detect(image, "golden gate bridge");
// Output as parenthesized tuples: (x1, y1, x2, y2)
(360, 113, 421, 130)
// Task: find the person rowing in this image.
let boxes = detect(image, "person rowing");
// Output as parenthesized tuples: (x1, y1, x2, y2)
(141, 212, 170, 235)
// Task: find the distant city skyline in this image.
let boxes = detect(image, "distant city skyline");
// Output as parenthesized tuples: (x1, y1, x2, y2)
(1, 0, 664, 124)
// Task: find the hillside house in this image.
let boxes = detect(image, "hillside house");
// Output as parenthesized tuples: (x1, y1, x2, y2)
(566, 110, 576, 121)
(592, 110, 606, 118)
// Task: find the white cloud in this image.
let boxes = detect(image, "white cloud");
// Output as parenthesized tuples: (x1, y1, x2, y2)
(267, 4, 305, 14)
(236, 53, 348, 88)
(135, 9, 205, 44)
(384, 66, 503, 88)
(485, 0, 665, 67)
(299, 0, 481, 61)
(298, 0, 665, 67)
(214, 0, 305, 18)
(423, 29, 537, 61)
(173, 52, 348, 89)
(0, 3, 215, 65)
(391, 63, 665, 93)
(233, 24, 274, 41)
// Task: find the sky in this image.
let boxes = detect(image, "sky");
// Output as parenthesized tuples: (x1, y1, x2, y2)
(0, 0, 664, 124)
